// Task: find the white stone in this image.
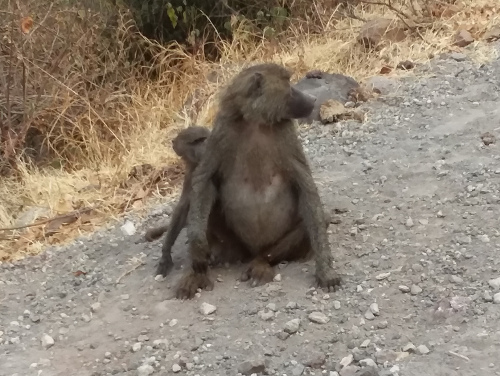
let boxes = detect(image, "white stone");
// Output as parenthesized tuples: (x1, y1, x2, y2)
(339, 354, 353, 368)
(137, 364, 154, 376)
(284, 319, 301, 334)
(90, 302, 101, 312)
(172, 364, 181, 373)
(120, 221, 136, 236)
(41, 334, 54, 349)
(308, 312, 329, 324)
(200, 302, 217, 315)
(488, 277, 500, 290)
(493, 293, 500, 304)
(370, 303, 380, 315)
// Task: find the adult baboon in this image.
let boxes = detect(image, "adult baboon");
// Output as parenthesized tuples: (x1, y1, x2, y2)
(176, 63, 341, 299)
(149, 126, 250, 277)
(148, 125, 330, 278)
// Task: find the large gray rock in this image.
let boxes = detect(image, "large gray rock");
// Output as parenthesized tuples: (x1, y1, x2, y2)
(293, 70, 359, 124)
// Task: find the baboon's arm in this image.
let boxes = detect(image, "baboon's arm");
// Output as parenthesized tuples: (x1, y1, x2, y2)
(283, 128, 339, 287)
(185, 129, 224, 273)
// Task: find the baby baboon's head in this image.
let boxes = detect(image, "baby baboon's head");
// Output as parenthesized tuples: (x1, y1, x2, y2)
(172, 126, 210, 165)
(220, 63, 316, 125)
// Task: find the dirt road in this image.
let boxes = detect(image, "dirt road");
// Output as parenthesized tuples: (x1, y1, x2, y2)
(1, 48, 500, 376)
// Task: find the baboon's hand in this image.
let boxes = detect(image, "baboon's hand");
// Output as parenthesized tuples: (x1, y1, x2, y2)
(156, 255, 174, 277)
(175, 271, 214, 300)
(190, 240, 210, 274)
(315, 263, 342, 292)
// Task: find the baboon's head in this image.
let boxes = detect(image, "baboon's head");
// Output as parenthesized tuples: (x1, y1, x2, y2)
(220, 63, 316, 124)
(172, 126, 210, 165)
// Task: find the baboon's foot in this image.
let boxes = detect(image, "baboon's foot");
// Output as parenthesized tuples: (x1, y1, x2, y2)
(240, 258, 275, 287)
(211, 245, 251, 266)
(315, 267, 342, 292)
(175, 271, 214, 300)
(155, 256, 174, 278)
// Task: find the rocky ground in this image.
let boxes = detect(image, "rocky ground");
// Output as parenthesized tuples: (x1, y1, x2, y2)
(2, 45, 500, 376)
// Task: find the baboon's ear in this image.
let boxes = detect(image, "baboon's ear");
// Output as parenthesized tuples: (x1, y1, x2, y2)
(246, 72, 264, 95)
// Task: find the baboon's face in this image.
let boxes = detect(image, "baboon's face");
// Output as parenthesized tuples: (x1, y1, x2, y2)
(172, 127, 210, 164)
(223, 63, 317, 124)
(287, 86, 316, 119)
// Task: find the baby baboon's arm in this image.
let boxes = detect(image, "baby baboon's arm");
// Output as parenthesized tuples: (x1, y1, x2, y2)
(155, 183, 190, 277)
(284, 129, 340, 290)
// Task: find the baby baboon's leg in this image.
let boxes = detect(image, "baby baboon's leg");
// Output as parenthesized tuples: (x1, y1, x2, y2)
(156, 196, 189, 277)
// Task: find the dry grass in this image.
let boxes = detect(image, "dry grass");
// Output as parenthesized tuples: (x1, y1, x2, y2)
(0, 0, 499, 262)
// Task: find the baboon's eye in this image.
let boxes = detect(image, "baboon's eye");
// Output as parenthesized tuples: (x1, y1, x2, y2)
(190, 137, 206, 145)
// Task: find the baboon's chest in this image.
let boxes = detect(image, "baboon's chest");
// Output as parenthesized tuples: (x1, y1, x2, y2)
(230, 127, 285, 188)
(220, 126, 296, 249)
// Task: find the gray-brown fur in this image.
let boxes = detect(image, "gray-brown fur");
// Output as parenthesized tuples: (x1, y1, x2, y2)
(176, 63, 341, 299)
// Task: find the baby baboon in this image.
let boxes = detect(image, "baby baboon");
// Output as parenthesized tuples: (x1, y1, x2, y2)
(145, 126, 210, 244)
(149, 126, 250, 277)
(176, 63, 341, 299)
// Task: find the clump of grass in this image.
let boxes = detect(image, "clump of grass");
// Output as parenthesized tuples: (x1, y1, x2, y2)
(0, 0, 498, 261)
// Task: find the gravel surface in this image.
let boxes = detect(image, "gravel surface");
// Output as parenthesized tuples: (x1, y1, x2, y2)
(2, 47, 500, 376)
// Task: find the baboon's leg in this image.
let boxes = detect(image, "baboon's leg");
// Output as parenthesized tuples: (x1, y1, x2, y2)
(241, 217, 330, 285)
(156, 197, 189, 277)
(175, 177, 218, 299)
(207, 204, 252, 266)
(239, 224, 310, 285)
(264, 216, 331, 265)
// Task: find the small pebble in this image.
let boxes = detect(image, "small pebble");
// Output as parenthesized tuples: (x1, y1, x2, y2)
(399, 285, 410, 293)
(41, 334, 54, 350)
(339, 354, 353, 368)
(284, 319, 301, 334)
(406, 217, 414, 228)
(137, 364, 154, 376)
(172, 364, 181, 373)
(411, 285, 423, 295)
(90, 302, 101, 313)
(376, 272, 391, 281)
(488, 277, 500, 290)
(200, 302, 217, 315)
(493, 293, 500, 304)
(120, 221, 136, 236)
(416, 345, 430, 355)
(308, 312, 329, 324)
